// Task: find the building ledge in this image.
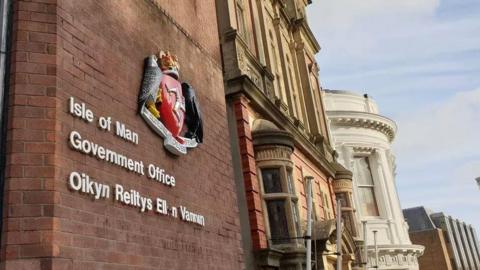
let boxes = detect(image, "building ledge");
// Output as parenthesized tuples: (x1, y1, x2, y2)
(327, 110, 397, 141)
(367, 244, 425, 255)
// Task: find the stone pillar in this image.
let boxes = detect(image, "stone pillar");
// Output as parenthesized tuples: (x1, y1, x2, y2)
(332, 163, 357, 237)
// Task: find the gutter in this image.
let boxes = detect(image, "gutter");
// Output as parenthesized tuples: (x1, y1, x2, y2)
(0, 0, 13, 245)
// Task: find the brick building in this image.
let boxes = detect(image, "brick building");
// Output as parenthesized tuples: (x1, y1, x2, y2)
(216, 1, 361, 269)
(404, 207, 480, 270)
(0, 0, 244, 269)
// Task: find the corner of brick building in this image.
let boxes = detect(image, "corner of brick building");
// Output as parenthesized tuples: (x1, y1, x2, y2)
(1, 0, 60, 269)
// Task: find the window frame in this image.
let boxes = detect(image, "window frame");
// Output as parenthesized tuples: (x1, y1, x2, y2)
(353, 155, 381, 218)
(235, 0, 249, 43)
(258, 162, 301, 246)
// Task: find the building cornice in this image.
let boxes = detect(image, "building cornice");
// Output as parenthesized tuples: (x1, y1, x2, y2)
(327, 111, 397, 142)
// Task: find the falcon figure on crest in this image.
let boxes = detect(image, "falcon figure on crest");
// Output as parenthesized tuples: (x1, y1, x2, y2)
(182, 82, 203, 143)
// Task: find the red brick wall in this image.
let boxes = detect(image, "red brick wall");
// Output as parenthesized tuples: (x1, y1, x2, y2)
(151, 0, 221, 64)
(410, 229, 452, 270)
(291, 149, 335, 222)
(1, 0, 243, 269)
(1, 0, 59, 269)
(232, 96, 267, 250)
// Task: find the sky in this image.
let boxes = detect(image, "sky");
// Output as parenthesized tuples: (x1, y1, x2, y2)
(307, 0, 480, 230)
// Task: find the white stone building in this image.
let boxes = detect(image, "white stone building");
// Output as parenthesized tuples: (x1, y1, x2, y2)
(323, 90, 424, 270)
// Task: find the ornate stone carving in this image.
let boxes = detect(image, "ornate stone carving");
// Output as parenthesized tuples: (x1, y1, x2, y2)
(237, 48, 246, 71)
(352, 146, 375, 154)
(366, 247, 422, 269)
(255, 146, 292, 161)
(245, 65, 261, 88)
(333, 179, 352, 193)
(308, 62, 319, 75)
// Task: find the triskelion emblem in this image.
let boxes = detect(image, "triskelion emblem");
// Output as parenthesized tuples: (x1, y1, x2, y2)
(138, 51, 203, 155)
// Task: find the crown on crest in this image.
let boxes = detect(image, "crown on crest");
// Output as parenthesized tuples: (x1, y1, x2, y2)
(157, 50, 180, 77)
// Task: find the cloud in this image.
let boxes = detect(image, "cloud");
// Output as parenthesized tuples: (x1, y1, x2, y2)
(399, 171, 480, 230)
(392, 89, 480, 229)
(456, 160, 480, 183)
(308, 0, 480, 98)
(307, 0, 480, 230)
(307, 0, 440, 58)
(393, 88, 480, 168)
(308, 0, 440, 29)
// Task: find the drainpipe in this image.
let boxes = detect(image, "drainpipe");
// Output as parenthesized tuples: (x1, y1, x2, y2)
(336, 198, 342, 270)
(373, 230, 379, 269)
(0, 0, 11, 120)
(0, 0, 13, 245)
(305, 176, 313, 270)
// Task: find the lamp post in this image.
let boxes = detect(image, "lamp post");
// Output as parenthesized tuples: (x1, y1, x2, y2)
(373, 230, 379, 269)
(336, 198, 343, 270)
(305, 176, 313, 270)
(362, 221, 368, 270)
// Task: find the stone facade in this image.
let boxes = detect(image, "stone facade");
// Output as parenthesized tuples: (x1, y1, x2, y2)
(217, 1, 361, 269)
(324, 90, 424, 270)
(0, 0, 243, 269)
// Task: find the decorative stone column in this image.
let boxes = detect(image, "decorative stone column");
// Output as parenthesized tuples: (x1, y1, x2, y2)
(332, 162, 358, 238)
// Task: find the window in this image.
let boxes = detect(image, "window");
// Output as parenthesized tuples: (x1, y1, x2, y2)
(262, 168, 282, 193)
(286, 169, 294, 194)
(354, 157, 380, 216)
(288, 169, 301, 234)
(266, 199, 290, 244)
(236, 0, 248, 41)
(286, 55, 301, 119)
(318, 189, 328, 220)
(267, 29, 285, 101)
(269, 31, 280, 98)
(260, 167, 300, 245)
(323, 192, 331, 219)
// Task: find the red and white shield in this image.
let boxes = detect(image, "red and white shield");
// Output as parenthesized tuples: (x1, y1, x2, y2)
(156, 75, 185, 144)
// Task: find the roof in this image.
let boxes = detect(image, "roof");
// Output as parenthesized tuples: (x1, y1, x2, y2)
(403, 206, 436, 232)
(323, 89, 367, 98)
